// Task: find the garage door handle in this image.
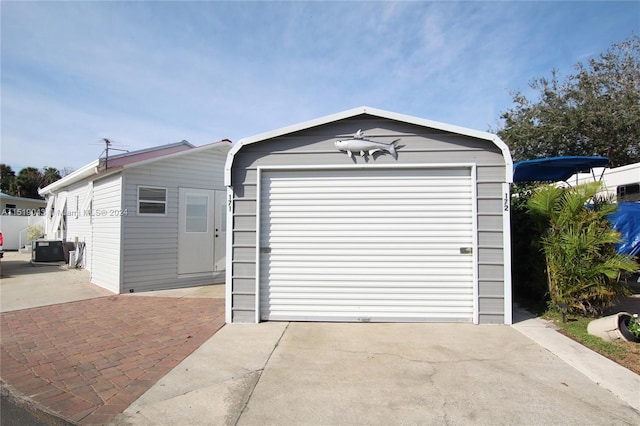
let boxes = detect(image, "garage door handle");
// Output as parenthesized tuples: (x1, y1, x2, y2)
(460, 247, 472, 254)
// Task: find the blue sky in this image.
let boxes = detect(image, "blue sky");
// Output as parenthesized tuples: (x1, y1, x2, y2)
(1, 1, 638, 172)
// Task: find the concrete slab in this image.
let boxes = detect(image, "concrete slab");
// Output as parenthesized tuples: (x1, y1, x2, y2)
(237, 323, 639, 425)
(513, 312, 640, 411)
(0, 251, 226, 312)
(0, 252, 112, 312)
(111, 322, 288, 425)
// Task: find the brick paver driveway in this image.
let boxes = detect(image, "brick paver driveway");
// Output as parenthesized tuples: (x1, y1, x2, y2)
(1, 295, 225, 425)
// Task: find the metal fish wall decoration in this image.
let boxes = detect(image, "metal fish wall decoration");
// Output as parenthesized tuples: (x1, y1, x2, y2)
(335, 130, 399, 159)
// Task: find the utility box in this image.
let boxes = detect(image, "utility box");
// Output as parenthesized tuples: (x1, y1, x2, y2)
(32, 240, 66, 263)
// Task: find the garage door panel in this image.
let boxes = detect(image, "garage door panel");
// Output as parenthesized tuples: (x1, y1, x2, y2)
(266, 238, 471, 246)
(259, 168, 476, 323)
(268, 293, 474, 302)
(268, 223, 473, 232)
(265, 276, 474, 284)
(269, 215, 471, 224)
(266, 248, 470, 256)
(267, 192, 472, 201)
(266, 231, 472, 240)
(266, 243, 469, 251)
(267, 198, 472, 207)
(266, 264, 473, 273)
(267, 285, 475, 293)
(268, 208, 474, 217)
(266, 255, 472, 263)
(266, 301, 475, 311)
(266, 310, 474, 322)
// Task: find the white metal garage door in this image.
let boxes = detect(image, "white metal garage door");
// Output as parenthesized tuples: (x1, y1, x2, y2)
(258, 167, 476, 322)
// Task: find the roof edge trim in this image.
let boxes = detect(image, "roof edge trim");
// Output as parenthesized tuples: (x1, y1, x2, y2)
(39, 140, 231, 195)
(120, 139, 231, 171)
(39, 160, 101, 196)
(225, 106, 513, 185)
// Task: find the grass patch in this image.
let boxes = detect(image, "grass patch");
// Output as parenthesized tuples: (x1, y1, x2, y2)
(543, 311, 640, 375)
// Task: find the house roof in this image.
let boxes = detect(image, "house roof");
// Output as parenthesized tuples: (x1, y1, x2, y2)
(512, 156, 610, 183)
(0, 191, 47, 204)
(39, 139, 232, 196)
(103, 140, 194, 169)
(224, 106, 513, 185)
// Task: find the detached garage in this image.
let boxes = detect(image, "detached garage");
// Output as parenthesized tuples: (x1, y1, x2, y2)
(225, 107, 513, 324)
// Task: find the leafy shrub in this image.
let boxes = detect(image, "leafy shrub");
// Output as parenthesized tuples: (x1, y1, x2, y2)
(626, 314, 640, 339)
(27, 225, 44, 241)
(527, 182, 638, 315)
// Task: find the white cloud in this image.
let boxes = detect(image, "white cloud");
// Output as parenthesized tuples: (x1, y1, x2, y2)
(1, 1, 637, 171)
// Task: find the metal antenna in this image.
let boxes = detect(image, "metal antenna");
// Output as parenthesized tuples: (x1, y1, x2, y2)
(100, 138, 128, 170)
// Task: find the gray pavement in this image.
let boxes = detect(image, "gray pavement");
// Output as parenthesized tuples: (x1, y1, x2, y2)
(0, 252, 113, 312)
(0, 252, 224, 313)
(513, 310, 640, 412)
(111, 323, 287, 425)
(112, 320, 639, 426)
(2, 251, 639, 425)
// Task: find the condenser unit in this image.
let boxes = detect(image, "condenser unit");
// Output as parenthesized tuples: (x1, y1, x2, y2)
(32, 240, 66, 263)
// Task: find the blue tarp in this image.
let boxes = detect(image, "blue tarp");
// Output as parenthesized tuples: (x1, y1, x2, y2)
(608, 202, 640, 257)
(513, 156, 610, 183)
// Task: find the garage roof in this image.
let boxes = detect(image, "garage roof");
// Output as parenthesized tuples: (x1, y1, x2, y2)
(224, 106, 513, 185)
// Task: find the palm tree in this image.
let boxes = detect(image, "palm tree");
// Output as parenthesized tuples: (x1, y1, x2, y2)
(527, 182, 638, 315)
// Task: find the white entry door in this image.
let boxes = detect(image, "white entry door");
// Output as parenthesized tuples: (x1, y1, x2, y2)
(213, 190, 226, 272)
(178, 188, 226, 275)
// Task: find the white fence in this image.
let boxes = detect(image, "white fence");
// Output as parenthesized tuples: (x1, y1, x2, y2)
(0, 215, 46, 250)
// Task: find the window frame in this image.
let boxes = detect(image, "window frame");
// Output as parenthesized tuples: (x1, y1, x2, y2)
(3, 204, 17, 215)
(137, 186, 168, 216)
(185, 193, 209, 233)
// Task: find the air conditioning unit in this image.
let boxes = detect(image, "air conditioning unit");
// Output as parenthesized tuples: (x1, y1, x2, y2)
(32, 240, 66, 263)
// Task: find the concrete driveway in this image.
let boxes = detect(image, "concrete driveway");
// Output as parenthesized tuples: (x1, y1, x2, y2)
(0, 252, 225, 313)
(244, 323, 639, 425)
(114, 320, 640, 426)
(0, 252, 112, 312)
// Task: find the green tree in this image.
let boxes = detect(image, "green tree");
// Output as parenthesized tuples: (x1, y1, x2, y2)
(0, 164, 16, 194)
(498, 35, 640, 167)
(14, 167, 44, 199)
(42, 167, 62, 187)
(4, 166, 63, 198)
(527, 183, 638, 315)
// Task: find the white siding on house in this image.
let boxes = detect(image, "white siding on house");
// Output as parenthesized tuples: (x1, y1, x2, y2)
(36, 141, 230, 295)
(90, 175, 122, 293)
(64, 182, 94, 269)
(120, 148, 227, 292)
(46, 192, 68, 240)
